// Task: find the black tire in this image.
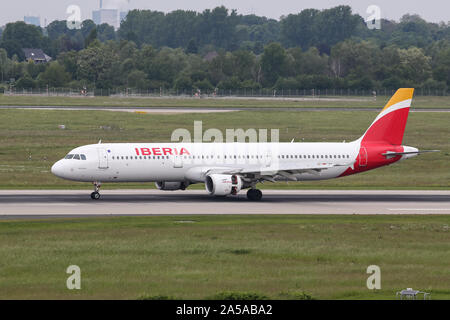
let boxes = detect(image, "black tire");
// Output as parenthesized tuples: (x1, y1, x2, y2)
(90, 192, 100, 200)
(247, 189, 262, 201)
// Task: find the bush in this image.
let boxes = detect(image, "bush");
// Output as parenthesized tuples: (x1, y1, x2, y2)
(296, 74, 334, 89)
(127, 69, 149, 90)
(420, 78, 447, 91)
(15, 74, 35, 89)
(137, 294, 176, 300)
(274, 77, 299, 90)
(240, 79, 261, 90)
(347, 75, 373, 90)
(208, 291, 269, 300)
(174, 75, 193, 91)
(217, 76, 241, 90)
(278, 291, 316, 300)
(194, 78, 214, 91)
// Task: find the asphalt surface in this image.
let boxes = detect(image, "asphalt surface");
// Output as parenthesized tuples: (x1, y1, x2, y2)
(0, 190, 449, 219)
(1, 106, 449, 113)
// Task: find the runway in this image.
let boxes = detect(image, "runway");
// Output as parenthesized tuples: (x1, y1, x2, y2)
(1, 106, 449, 113)
(0, 190, 449, 219)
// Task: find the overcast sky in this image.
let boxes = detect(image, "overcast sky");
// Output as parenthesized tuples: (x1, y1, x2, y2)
(1, 0, 449, 27)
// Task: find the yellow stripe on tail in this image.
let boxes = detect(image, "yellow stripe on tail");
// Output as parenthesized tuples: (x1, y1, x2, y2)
(381, 88, 414, 113)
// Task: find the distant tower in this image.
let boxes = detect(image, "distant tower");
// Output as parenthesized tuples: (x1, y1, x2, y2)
(24, 16, 40, 27)
(100, 0, 103, 9)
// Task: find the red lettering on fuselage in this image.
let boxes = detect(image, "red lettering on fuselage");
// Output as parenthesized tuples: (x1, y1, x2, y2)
(152, 148, 162, 156)
(180, 148, 190, 155)
(141, 148, 151, 155)
(134, 147, 190, 156)
(162, 148, 172, 155)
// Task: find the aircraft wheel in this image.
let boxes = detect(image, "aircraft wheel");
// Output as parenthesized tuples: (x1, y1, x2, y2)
(247, 189, 262, 201)
(90, 192, 101, 200)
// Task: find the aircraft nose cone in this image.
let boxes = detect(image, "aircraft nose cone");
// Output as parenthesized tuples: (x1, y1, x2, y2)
(51, 160, 64, 177)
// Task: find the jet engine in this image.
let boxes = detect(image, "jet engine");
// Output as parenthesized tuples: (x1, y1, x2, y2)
(205, 174, 243, 196)
(155, 181, 189, 191)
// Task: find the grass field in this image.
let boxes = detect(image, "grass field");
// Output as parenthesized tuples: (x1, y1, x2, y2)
(0, 94, 450, 109)
(0, 215, 448, 300)
(0, 107, 448, 189)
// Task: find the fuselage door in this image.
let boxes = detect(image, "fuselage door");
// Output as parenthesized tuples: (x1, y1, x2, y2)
(98, 148, 109, 169)
(265, 151, 272, 167)
(359, 147, 368, 167)
(173, 155, 183, 168)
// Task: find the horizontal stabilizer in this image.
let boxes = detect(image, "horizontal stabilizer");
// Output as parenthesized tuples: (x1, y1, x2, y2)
(382, 150, 440, 157)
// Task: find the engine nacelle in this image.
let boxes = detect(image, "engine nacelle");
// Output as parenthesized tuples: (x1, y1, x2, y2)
(155, 181, 188, 191)
(205, 174, 243, 196)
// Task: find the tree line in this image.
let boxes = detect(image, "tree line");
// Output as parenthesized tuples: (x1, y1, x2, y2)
(0, 5, 449, 93)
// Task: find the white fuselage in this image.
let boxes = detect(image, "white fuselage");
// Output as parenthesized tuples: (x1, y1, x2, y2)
(50, 88, 421, 200)
(51, 141, 360, 184)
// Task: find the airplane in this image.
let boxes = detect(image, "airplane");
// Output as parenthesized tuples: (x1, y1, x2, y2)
(51, 88, 437, 201)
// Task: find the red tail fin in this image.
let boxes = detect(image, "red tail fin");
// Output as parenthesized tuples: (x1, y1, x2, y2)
(361, 88, 414, 145)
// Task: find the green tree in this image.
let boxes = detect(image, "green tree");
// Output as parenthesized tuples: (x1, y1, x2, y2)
(81, 20, 97, 38)
(232, 50, 257, 81)
(1, 22, 43, 49)
(289, 47, 328, 76)
(174, 75, 193, 91)
(85, 28, 98, 48)
(0, 40, 25, 60)
(15, 73, 36, 89)
(37, 62, 71, 87)
(46, 20, 69, 40)
(0, 48, 11, 82)
(77, 45, 115, 87)
(316, 6, 363, 51)
(432, 48, 450, 86)
(127, 70, 148, 89)
(261, 43, 287, 87)
(186, 39, 198, 54)
(97, 24, 116, 42)
(330, 40, 378, 78)
(281, 9, 320, 49)
(57, 50, 79, 79)
(397, 47, 432, 85)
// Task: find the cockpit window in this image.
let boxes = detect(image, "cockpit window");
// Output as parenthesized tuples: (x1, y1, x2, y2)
(80, 154, 86, 160)
(73, 154, 80, 160)
(65, 154, 74, 159)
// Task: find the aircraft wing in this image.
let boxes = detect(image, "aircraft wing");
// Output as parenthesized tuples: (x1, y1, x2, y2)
(204, 161, 354, 182)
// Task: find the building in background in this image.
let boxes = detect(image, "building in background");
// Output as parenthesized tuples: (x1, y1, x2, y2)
(24, 16, 40, 27)
(23, 49, 52, 64)
(92, 10, 101, 25)
(92, 0, 130, 29)
(120, 11, 128, 23)
(92, 9, 119, 28)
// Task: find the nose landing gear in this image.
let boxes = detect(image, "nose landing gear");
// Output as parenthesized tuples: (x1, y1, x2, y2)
(91, 182, 101, 200)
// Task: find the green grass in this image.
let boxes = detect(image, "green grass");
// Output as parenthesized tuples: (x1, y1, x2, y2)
(0, 94, 449, 109)
(0, 215, 448, 300)
(0, 108, 448, 189)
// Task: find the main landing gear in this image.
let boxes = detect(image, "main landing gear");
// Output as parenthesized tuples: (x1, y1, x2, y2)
(247, 188, 262, 201)
(91, 182, 101, 200)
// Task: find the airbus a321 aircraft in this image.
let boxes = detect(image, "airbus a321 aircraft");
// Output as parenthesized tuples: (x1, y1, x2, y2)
(52, 88, 434, 201)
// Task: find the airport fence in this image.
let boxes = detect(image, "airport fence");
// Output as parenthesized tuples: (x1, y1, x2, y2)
(1, 87, 449, 98)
